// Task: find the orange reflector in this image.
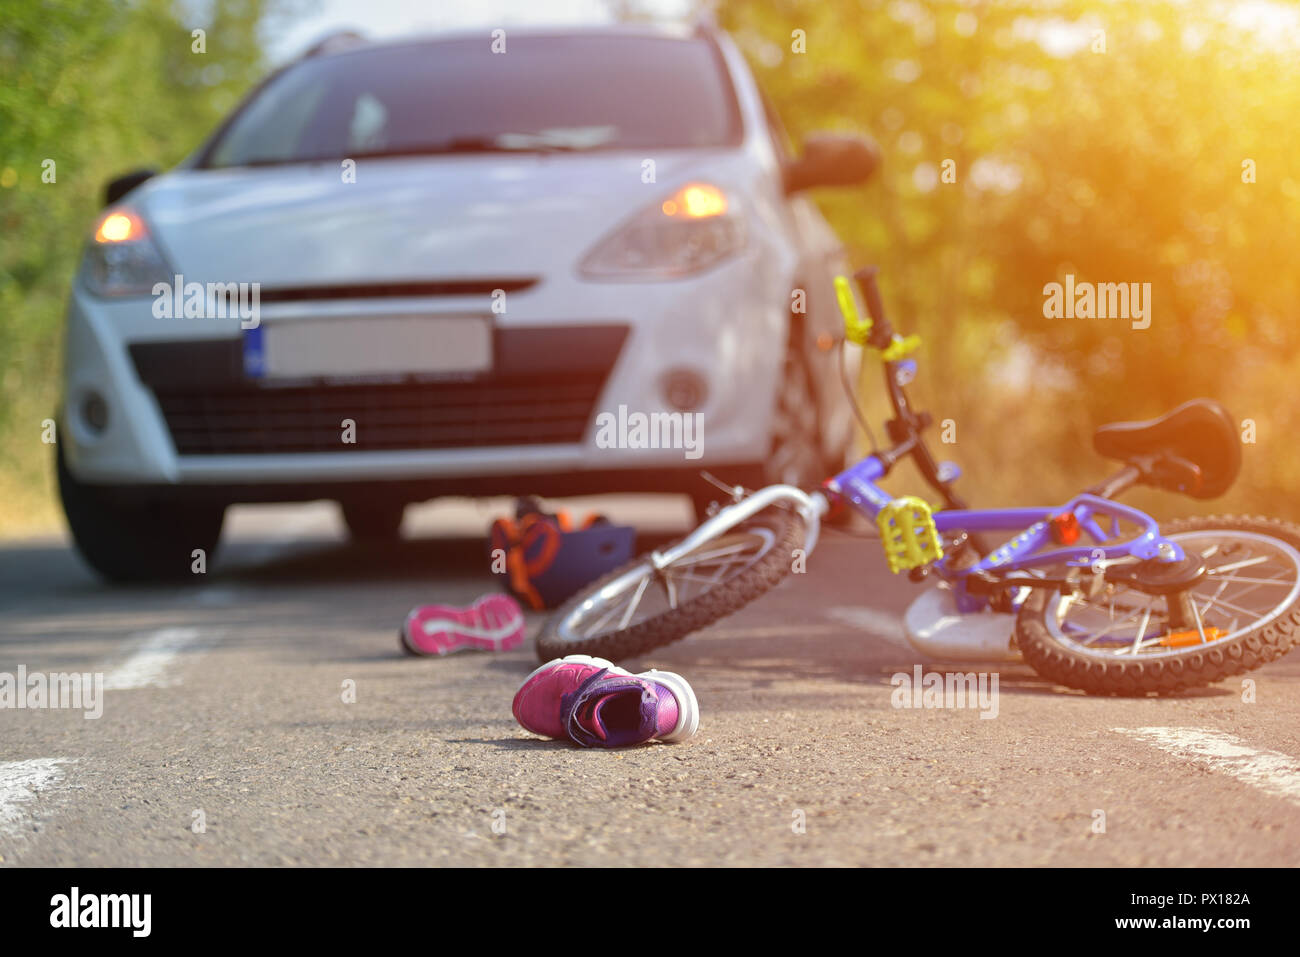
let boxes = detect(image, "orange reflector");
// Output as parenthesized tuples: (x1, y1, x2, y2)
(94, 209, 146, 243)
(1049, 511, 1081, 545)
(1159, 627, 1223, 648)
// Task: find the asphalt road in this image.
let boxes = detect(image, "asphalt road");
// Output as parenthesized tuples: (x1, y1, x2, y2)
(2, 495, 1299, 867)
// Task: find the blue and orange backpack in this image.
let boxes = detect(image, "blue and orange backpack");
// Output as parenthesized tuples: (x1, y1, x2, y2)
(489, 497, 636, 610)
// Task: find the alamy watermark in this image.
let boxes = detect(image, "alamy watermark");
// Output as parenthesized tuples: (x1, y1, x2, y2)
(50, 887, 150, 937)
(1043, 274, 1151, 330)
(890, 665, 999, 719)
(151, 273, 260, 329)
(0, 666, 104, 719)
(594, 405, 704, 460)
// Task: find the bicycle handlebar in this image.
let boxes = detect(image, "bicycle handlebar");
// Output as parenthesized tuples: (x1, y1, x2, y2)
(853, 266, 895, 350)
(833, 265, 980, 524)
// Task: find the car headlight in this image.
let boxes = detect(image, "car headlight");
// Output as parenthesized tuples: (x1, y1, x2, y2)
(78, 206, 172, 297)
(580, 182, 745, 280)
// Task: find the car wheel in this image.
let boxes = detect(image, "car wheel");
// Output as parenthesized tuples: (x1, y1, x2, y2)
(341, 500, 406, 542)
(57, 442, 224, 583)
(765, 346, 825, 488)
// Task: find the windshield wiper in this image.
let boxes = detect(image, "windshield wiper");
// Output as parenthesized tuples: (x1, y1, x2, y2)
(431, 135, 590, 154)
(223, 135, 608, 170)
(360, 134, 607, 157)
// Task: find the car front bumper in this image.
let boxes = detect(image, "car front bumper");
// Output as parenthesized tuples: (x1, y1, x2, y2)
(60, 252, 789, 498)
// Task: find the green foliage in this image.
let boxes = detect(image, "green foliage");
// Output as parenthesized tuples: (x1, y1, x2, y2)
(719, 0, 1300, 515)
(0, 0, 273, 532)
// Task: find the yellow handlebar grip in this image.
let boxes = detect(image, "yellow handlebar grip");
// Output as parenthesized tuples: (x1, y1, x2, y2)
(834, 275, 873, 345)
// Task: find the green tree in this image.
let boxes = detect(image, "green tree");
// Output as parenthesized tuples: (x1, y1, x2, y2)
(717, 0, 1300, 515)
(0, 0, 275, 533)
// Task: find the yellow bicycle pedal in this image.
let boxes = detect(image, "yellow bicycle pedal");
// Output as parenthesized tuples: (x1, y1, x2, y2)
(877, 496, 943, 574)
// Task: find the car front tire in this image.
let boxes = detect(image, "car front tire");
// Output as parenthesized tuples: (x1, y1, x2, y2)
(340, 500, 406, 542)
(57, 442, 224, 583)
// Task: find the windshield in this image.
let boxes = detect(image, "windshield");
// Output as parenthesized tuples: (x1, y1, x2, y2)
(200, 34, 743, 168)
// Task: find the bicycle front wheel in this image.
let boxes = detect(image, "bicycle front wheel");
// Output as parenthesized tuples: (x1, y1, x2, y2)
(534, 507, 805, 662)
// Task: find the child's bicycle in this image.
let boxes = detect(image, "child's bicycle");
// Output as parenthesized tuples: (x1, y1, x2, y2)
(535, 268, 1300, 695)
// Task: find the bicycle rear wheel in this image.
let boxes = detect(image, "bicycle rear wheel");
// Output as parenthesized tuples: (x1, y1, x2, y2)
(1015, 515, 1300, 694)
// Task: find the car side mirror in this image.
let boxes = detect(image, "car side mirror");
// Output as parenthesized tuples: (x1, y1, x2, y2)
(103, 168, 157, 207)
(783, 134, 879, 194)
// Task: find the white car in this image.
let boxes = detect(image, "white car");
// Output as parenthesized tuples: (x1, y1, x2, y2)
(59, 22, 877, 581)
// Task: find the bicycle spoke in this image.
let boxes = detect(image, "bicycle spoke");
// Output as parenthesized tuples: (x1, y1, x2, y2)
(662, 573, 678, 610)
(1073, 602, 1149, 646)
(616, 575, 652, 631)
(1202, 573, 1291, 586)
(1189, 598, 1209, 643)
(1124, 606, 1153, 655)
(584, 582, 643, 636)
(1188, 592, 1272, 620)
(1207, 555, 1269, 575)
(668, 566, 742, 588)
(1193, 576, 1278, 612)
(669, 542, 758, 566)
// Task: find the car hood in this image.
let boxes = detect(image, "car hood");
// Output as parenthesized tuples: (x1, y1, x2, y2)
(135, 152, 740, 287)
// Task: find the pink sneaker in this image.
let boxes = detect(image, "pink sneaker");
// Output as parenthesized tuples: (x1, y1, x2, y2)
(400, 594, 526, 656)
(512, 655, 699, 748)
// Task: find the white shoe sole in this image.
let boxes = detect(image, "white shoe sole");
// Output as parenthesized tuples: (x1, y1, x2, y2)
(400, 596, 526, 656)
(640, 668, 699, 742)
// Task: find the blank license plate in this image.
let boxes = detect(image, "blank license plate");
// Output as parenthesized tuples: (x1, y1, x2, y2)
(244, 316, 491, 380)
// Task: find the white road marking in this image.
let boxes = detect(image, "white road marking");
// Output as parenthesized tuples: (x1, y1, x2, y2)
(1114, 727, 1300, 806)
(0, 758, 71, 839)
(103, 627, 206, 690)
(823, 605, 913, 651)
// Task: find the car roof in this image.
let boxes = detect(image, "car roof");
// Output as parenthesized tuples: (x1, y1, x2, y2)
(299, 21, 707, 62)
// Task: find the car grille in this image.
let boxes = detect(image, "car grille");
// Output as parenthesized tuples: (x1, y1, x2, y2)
(153, 378, 603, 454)
(131, 325, 626, 456)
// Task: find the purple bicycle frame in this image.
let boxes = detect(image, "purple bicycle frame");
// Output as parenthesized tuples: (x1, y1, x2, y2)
(828, 455, 1186, 612)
